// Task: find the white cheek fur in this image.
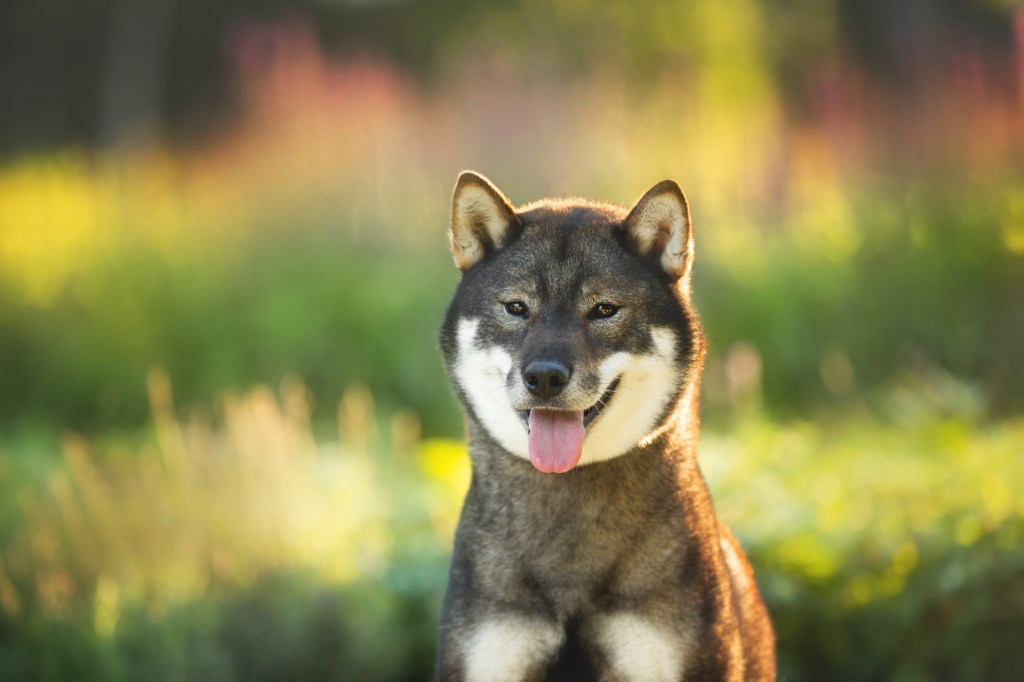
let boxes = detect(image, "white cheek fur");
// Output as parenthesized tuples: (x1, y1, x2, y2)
(454, 318, 682, 464)
(455, 318, 530, 459)
(578, 326, 680, 464)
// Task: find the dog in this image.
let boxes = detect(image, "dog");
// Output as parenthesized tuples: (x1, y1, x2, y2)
(435, 171, 775, 681)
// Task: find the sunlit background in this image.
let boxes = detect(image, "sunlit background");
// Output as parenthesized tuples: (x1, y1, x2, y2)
(1, 1, 1023, 680)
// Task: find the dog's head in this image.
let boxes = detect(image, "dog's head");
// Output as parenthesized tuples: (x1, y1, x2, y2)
(440, 171, 704, 473)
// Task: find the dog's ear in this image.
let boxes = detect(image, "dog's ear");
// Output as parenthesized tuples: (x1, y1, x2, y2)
(449, 171, 520, 271)
(622, 180, 693, 283)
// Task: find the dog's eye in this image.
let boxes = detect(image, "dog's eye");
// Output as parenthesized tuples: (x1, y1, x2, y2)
(590, 303, 620, 319)
(504, 301, 529, 317)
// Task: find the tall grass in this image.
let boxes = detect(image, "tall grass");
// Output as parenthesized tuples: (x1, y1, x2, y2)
(0, 375, 466, 680)
(705, 416, 1024, 680)
(0, 378, 1021, 680)
(0, 372, 454, 613)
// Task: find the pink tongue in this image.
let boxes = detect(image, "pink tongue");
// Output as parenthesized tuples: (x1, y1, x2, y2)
(528, 409, 585, 473)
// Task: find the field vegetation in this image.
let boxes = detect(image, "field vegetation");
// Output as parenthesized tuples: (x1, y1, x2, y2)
(2, 4, 1023, 680)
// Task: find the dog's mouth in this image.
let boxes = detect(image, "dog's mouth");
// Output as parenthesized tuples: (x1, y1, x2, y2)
(517, 377, 621, 474)
(582, 377, 620, 428)
(517, 377, 621, 430)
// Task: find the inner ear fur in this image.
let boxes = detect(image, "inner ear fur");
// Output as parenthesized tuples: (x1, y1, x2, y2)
(623, 179, 693, 282)
(449, 171, 520, 271)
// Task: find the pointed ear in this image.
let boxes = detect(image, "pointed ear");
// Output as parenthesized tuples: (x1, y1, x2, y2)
(449, 171, 520, 271)
(622, 179, 693, 281)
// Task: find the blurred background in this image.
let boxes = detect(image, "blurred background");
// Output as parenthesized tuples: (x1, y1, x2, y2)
(1, 0, 1023, 680)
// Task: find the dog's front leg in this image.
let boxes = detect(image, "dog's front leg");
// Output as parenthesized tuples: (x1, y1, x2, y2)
(590, 612, 688, 682)
(436, 614, 564, 682)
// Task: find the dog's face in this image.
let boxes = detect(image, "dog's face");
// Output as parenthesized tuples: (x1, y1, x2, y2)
(440, 172, 703, 472)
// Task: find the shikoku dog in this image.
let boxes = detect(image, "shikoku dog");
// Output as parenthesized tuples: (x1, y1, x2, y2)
(435, 171, 775, 682)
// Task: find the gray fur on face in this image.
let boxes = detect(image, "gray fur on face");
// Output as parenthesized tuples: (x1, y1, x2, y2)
(442, 196, 702, 440)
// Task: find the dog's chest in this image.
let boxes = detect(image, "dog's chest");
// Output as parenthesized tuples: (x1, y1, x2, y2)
(468, 457, 685, 614)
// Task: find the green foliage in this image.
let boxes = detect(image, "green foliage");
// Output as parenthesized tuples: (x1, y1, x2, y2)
(3, 174, 1022, 437)
(703, 416, 1024, 680)
(0, 569, 444, 682)
(695, 177, 1024, 419)
(0, 383, 452, 681)
(0, 386, 1021, 680)
(1, 1, 1022, 678)
(0, 220, 462, 437)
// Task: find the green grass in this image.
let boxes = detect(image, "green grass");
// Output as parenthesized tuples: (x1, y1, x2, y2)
(704, 415, 1024, 680)
(0, 379, 1020, 681)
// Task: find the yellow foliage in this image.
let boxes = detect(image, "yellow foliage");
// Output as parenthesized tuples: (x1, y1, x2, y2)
(419, 439, 470, 495)
(1, 379, 427, 624)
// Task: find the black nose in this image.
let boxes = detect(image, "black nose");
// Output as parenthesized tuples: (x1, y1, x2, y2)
(523, 360, 571, 399)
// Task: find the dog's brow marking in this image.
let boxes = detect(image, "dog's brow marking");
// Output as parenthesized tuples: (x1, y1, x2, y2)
(650, 326, 678, 358)
(462, 618, 563, 682)
(598, 613, 684, 682)
(454, 317, 530, 458)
